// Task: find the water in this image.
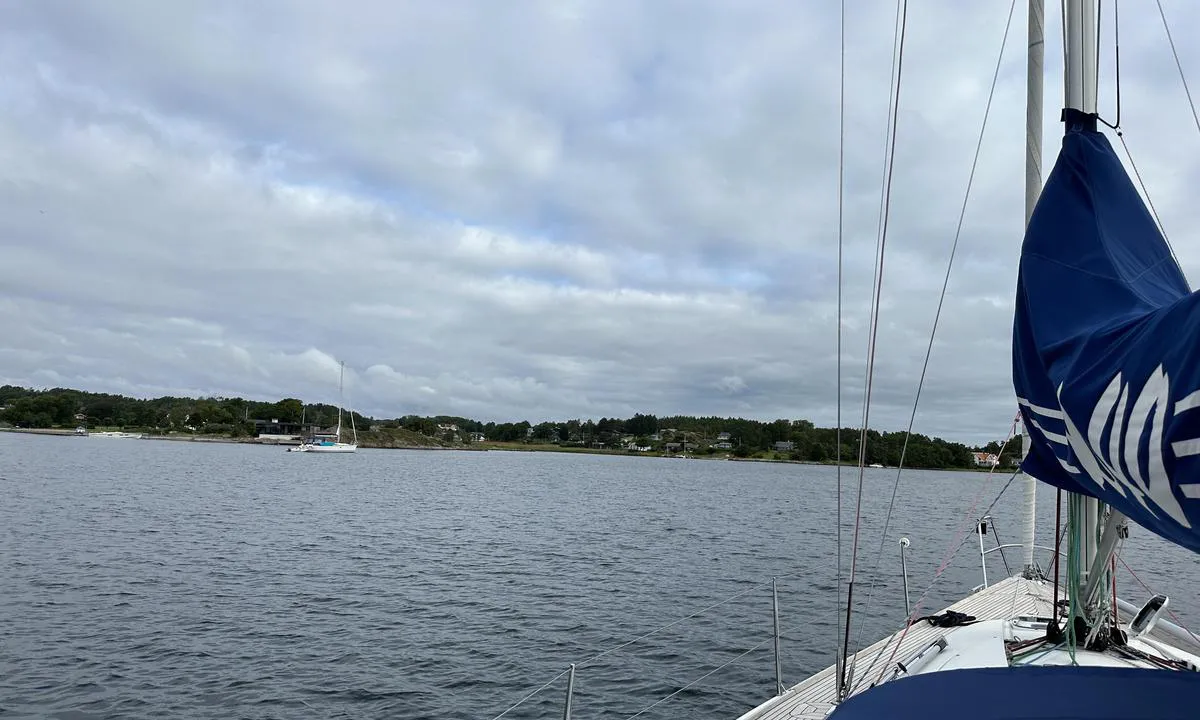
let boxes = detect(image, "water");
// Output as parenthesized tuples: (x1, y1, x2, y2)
(2, 432, 1197, 719)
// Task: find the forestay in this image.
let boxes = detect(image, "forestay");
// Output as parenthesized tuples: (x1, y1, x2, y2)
(1013, 109, 1200, 554)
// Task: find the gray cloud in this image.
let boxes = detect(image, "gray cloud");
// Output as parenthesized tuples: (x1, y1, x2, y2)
(2, 0, 1199, 443)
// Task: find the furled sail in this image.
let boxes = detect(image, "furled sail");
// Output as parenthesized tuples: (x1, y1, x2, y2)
(1013, 110, 1200, 554)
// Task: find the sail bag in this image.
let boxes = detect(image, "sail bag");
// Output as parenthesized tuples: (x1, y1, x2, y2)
(1014, 111, 1200, 553)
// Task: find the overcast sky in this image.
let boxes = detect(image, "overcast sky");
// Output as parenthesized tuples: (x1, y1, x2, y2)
(2, 1, 1199, 443)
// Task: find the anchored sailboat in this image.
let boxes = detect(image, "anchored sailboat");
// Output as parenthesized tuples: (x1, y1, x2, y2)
(291, 361, 358, 454)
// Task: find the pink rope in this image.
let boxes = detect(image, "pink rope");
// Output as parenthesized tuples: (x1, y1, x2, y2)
(858, 414, 1019, 690)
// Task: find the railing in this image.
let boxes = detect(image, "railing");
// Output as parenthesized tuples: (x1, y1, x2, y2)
(971, 514, 1064, 592)
(488, 574, 797, 720)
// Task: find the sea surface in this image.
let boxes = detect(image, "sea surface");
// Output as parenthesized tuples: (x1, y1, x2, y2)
(2, 432, 1197, 719)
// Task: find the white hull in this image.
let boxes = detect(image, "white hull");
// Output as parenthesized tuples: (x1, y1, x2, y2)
(294, 442, 357, 453)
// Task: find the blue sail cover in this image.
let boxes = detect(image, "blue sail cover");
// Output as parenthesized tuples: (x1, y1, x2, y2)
(1013, 113, 1200, 553)
(828, 667, 1200, 719)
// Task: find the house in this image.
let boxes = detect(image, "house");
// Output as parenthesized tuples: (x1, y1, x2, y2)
(469, 432, 485, 442)
(716, 432, 731, 441)
(774, 441, 795, 452)
(713, 441, 733, 450)
(254, 419, 308, 443)
(438, 423, 459, 433)
(972, 452, 1000, 467)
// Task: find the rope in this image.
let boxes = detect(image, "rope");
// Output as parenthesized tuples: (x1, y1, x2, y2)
(841, 0, 908, 697)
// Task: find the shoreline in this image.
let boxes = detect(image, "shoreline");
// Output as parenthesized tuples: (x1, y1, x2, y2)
(0, 427, 455, 451)
(0, 428, 999, 470)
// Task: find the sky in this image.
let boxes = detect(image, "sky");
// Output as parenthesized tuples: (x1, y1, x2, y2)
(2, 1, 1200, 444)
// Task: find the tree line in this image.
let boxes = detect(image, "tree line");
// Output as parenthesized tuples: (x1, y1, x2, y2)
(0, 385, 368, 438)
(0, 386, 1006, 469)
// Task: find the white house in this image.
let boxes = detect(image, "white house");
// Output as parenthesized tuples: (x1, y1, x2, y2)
(972, 452, 1000, 467)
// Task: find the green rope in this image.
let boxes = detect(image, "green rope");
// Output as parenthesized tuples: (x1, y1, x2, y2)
(1012, 642, 1065, 665)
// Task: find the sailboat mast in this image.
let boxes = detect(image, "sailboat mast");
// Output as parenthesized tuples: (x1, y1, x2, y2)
(1063, 0, 1098, 117)
(336, 360, 344, 443)
(1020, 0, 1045, 577)
(1062, 0, 1103, 584)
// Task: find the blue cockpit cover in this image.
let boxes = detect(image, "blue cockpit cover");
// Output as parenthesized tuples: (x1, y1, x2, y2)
(1013, 115, 1200, 554)
(828, 666, 1200, 719)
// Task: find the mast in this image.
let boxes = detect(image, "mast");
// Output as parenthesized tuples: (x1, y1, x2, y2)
(1024, 0, 1045, 230)
(336, 360, 345, 443)
(1063, 0, 1107, 607)
(1020, 0, 1044, 577)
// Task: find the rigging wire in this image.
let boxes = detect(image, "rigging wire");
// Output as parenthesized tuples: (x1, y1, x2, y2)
(1116, 553, 1200, 647)
(1094, 0, 1181, 270)
(1100, 0, 1186, 287)
(990, 519, 1014, 577)
(845, 0, 1019, 675)
(1113, 133, 1184, 277)
(834, 0, 847, 690)
(622, 635, 775, 719)
(1156, 0, 1200, 141)
(840, 0, 908, 698)
(489, 667, 572, 720)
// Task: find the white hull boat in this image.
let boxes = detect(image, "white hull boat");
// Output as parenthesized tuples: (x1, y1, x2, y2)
(292, 360, 358, 454)
(296, 441, 357, 453)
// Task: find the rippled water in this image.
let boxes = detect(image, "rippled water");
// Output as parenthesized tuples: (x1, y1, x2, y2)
(2, 432, 1197, 719)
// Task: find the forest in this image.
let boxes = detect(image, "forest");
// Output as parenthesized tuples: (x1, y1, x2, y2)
(0, 386, 1012, 469)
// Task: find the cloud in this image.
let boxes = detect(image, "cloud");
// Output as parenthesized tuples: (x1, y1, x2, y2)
(2, 0, 1199, 443)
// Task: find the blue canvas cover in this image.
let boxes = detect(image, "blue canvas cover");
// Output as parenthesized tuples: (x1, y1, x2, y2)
(1013, 112, 1200, 554)
(828, 666, 1200, 719)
